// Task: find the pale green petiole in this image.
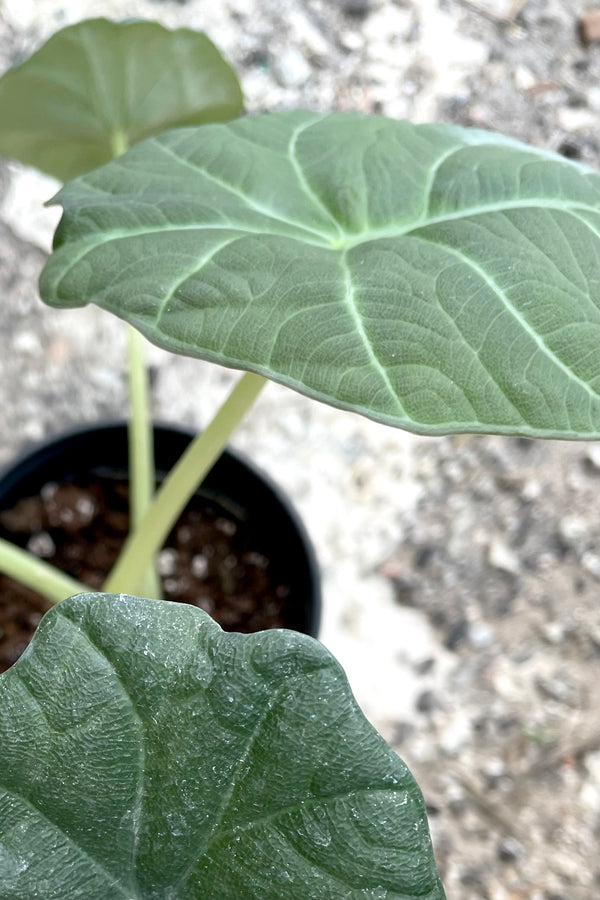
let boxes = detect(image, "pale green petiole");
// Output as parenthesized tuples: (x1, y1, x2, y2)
(0, 536, 87, 605)
(127, 325, 161, 599)
(110, 128, 128, 158)
(103, 371, 267, 596)
(117, 118, 160, 599)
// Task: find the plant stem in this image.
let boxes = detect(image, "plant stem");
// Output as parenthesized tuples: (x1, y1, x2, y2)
(103, 372, 267, 596)
(110, 128, 128, 158)
(127, 325, 161, 599)
(110, 131, 160, 598)
(0, 537, 87, 605)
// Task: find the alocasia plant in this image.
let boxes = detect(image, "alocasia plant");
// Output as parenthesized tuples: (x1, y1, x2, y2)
(0, 16, 598, 897)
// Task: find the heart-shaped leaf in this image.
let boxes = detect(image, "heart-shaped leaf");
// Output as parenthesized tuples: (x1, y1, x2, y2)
(40, 112, 599, 439)
(0, 593, 445, 899)
(0, 18, 243, 181)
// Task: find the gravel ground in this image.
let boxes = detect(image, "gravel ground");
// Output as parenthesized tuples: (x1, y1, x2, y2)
(0, 1, 599, 897)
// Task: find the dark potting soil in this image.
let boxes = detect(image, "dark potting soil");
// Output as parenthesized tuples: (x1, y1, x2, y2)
(0, 474, 293, 673)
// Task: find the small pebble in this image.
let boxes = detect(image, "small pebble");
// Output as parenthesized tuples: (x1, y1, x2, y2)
(521, 478, 542, 501)
(13, 331, 42, 355)
(392, 721, 414, 744)
(444, 618, 469, 651)
(536, 674, 576, 705)
(558, 106, 597, 132)
(416, 689, 437, 713)
(460, 868, 486, 888)
(413, 657, 435, 675)
(468, 621, 494, 649)
(497, 836, 524, 862)
(558, 515, 588, 552)
(488, 539, 521, 575)
(579, 8, 600, 45)
(440, 711, 472, 756)
(448, 796, 467, 817)
(541, 621, 565, 645)
(273, 47, 311, 87)
(587, 87, 600, 112)
(339, 30, 364, 51)
(383, 569, 417, 607)
(513, 64, 535, 90)
(341, 0, 382, 15)
(483, 757, 506, 783)
(582, 552, 600, 580)
(585, 443, 600, 470)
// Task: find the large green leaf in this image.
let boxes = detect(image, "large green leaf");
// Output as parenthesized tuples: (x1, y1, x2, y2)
(0, 593, 444, 899)
(40, 111, 599, 438)
(0, 18, 243, 181)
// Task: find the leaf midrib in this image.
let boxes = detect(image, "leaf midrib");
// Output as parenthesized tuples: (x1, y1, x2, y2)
(171, 677, 292, 894)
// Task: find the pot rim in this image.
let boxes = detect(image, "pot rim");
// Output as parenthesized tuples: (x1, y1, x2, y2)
(0, 419, 321, 637)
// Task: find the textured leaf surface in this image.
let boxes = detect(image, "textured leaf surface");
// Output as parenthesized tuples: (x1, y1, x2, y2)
(40, 111, 599, 438)
(0, 18, 242, 180)
(0, 593, 444, 899)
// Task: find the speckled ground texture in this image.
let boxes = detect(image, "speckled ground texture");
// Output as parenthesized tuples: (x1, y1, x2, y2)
(0, 1, 599, 897)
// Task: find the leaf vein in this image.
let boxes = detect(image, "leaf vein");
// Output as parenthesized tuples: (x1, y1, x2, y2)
(0, 785, 135, 898)
(418, 142, 467, 222)
(154, 236, 242, 332)
(57, 611, 146, 889)
(412, 235, 598, 402)
(343, 200, 600, 247)
(222, 785, 411, 839)
(287, 116, 346, 240)
(154, 137, 333, 245)
(173, 678, 291, 893)
(340, 251, 407, 417)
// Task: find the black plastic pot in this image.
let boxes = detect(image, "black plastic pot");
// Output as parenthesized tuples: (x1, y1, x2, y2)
(0, 422, 321, 638)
